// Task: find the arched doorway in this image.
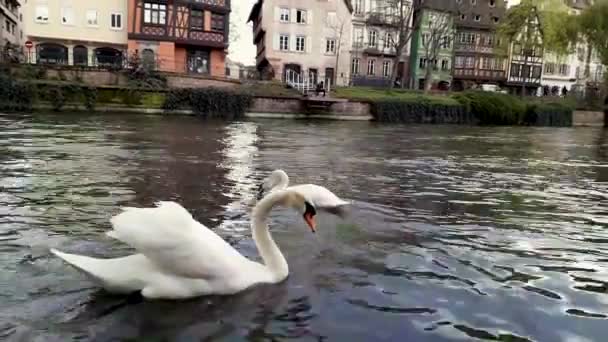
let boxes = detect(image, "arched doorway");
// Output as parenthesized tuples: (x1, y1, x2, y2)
(94, 47, 123, 67)
(142, 49, 155, 70)
(37, 43, 68, 65)
(73, 45, 88, 66)
(283, 63, 301, 82)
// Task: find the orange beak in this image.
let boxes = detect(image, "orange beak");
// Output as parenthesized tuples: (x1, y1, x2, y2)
(303, 212, 316, 233)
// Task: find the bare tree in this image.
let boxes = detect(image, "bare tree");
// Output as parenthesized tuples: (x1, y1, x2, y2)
(327, 16, 348, 87)
(420, 11, 454, 92)
(372, 0, 419, 88)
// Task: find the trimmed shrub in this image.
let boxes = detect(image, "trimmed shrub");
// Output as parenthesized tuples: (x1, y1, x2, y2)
(452, 91, 526, 125)
(371, 98, 472, 124)
(524, 103, 572, 126)
(163, 88, 252, 119)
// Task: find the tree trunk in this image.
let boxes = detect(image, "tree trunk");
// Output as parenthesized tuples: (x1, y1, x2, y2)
(389, 45, 403, 89)
(424, 63, 433, 93)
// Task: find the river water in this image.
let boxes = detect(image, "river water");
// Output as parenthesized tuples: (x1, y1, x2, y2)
(1, 113, 607, 341)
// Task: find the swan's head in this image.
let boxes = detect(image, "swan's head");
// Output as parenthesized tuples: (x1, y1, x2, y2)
(281, 191, 317, 233)
(257, 169, 289, 200)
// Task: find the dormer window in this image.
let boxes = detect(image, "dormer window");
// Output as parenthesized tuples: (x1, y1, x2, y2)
(474, 14, 481, 21)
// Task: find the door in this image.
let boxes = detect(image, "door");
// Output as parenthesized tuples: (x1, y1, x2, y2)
(308, 69, 318, 86)
(324, 68, 335, 89)
(187, 50, 210, 74)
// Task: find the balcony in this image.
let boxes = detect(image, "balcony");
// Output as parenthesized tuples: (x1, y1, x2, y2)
(454, 68, 506, 81)
(176, 0, 230, 10)
(0, 0, 19, 23)
(455, 43, 496, 55)
(366, 12, 398, 27)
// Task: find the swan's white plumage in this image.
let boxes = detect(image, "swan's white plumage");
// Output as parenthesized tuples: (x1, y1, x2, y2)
(52, 181, 348, 300)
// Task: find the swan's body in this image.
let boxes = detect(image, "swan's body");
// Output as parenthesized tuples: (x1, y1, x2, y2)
(257, 170, 350, 216)
(52, 186, 348, 300)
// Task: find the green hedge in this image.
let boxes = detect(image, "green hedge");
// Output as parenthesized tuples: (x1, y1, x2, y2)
(163, 88, 252, 119)
(371, 99, 473, 124)
(36, 84, 98, 111)
(451, 91, 573, 126)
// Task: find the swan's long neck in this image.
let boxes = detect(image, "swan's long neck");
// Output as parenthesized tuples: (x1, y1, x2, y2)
(251, 191, 290, 281)
(272, 170, 289, 191)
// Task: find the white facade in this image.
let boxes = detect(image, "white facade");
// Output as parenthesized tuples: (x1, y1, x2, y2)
(1, 0, 21, 47)
(21, 0, 127, 66)
(350, 0, 412, 86)
(249, 0, 353, 86)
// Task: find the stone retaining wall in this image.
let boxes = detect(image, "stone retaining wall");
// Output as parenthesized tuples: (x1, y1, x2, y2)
(573, 110, 606, 127)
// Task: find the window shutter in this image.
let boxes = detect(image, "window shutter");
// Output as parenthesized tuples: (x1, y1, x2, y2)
(273, 34, 279, 51)
(291, 9, 297, 23)
(274, 7, 280, 22)
(321, 38, 326, 54)
(291, 36, 297, 51)
(307, 10, 313, 25)
(306, 36, 312, 53)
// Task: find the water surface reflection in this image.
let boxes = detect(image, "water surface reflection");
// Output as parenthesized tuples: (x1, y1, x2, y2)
(1, 114, 607, 341)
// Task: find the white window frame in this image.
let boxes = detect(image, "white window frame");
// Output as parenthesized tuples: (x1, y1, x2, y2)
(86, 9, 99, 27)
(280, 8, 289, 22)
(382, 60, 391, 77)
(384, 33, 392, 49)
(35, 5, 49, 23)
(61, 7, 74, 26)
(295, 36, 306, 52)
(279, 34, 289, 51)
(352, 58, 360, 75)
(368, 30, 377, 47)
(110, 12, 123, 30)
(367, 59, 376, 75)
(296, 9, 307, 24)
(474, 14, 481, 22)
(441, 59, 450, 70)
(326, 38, 336, 54)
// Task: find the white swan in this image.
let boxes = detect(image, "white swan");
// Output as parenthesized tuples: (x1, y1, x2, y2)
(51, 186, 348, 300)
(257, 169, 350, 216)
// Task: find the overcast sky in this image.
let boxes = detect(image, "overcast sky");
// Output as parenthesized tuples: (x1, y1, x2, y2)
(228, 0, 257, 65)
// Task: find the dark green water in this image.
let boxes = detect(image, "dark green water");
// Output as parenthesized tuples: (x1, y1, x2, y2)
(1, 113, 608, 341)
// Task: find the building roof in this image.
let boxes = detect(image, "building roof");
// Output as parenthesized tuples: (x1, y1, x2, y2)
(248, 0, 353, 22)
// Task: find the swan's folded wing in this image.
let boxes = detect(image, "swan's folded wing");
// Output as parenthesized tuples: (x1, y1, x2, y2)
(287, 184, 351, 213)
(108, 201, 247, 279)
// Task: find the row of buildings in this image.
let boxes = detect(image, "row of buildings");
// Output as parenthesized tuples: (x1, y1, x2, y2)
(248, 0, 605, 94)
(1, 0, 231, 77)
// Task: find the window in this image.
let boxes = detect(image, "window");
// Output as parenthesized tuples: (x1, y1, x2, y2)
(439, 37, 449, 49)
(211, 14, 225, 32)
(455, 56, 465, 67)
(474, 15, 481, 22)
(471, 0, 477, 5)
(355, 0, 364, 14)
(382, 60, 391, 77)
(559, 64, 569, 75)
(143, 3, 166, 25)
(486, 35, 494, 46)
(465, 56, 474, 68)
(351, 58, 360, 75)
(384, 33, 392, 49)
(482, 57, 491, 69)
(460, 14, 466, 20)
(326, 39, 336, 54)
(419, 58, 427, 68)
(35, 5, 49, 23)
(296, 10, 307, 24)
(86, 10, 98, 26)
(279, 34, 289, 51)
(327, 12, 337, 27)
(368, 30, 377, 47)
(296, 36, 305, 52)
(492, 16, 499, 23)
(190, 10, 203, 30)
(111, 13, 123, 29)
(459, 32, 476, 44)
(441, 59, 449, 70)
(422, 33, 429, 46)
(367, 59, 376, 75)
(280, 8, 289, 22)
(544, 62, 555, 74)
(353, 27, 364, 47)
(61, 7, 74, 25)
(490, 0, 496, 6)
